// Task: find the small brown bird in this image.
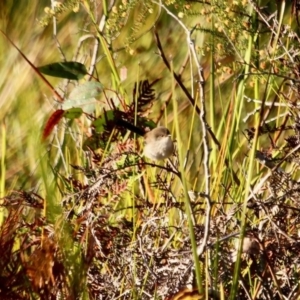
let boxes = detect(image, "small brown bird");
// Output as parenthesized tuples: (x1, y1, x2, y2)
(143, 126, 174, 161)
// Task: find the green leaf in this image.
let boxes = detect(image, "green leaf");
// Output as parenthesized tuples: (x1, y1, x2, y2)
(62, 81, 103, 114)
(92, 110, 116, 133)
(38, 61, 88, 80)
(83, 134, 107, 151)
(63, 108, 83, 119)
(138, 118, 156, 130)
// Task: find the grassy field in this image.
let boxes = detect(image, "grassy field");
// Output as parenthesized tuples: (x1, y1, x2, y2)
(1, 1, 300, 299)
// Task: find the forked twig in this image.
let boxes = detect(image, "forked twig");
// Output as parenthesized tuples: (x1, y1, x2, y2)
(153, 26, 240, 186)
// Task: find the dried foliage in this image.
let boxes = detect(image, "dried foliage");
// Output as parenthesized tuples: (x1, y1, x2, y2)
(3, 100, 300, 300)
(4, 145, 300, 299)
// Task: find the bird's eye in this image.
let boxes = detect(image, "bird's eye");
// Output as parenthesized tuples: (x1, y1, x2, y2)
(164, 129, 170, 135)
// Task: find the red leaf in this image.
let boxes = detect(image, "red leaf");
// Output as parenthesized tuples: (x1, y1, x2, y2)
(42, 109, 65, 140)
